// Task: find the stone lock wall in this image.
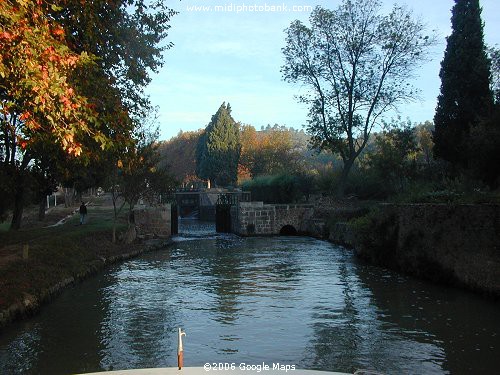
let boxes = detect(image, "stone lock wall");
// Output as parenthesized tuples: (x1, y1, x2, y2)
(355, 204, 500, 296)
(395, 204, 500, 295)
(133, 205, 171, 239)
(231, 202, 314, 236)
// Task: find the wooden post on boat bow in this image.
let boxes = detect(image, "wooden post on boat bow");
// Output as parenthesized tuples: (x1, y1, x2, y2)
(178, 327, 186, 370)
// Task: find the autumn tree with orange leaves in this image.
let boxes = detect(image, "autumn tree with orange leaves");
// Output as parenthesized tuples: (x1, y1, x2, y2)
(0, 0, 103, 154)
(0, 0, 101, 228)
(0, 0, 176, 229)
(239, 125, 302, 178)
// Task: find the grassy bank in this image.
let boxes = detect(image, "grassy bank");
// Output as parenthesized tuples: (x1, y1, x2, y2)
(0, 200, 154, 328)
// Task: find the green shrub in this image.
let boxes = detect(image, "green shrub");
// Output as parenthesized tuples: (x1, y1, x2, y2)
(314, 165, 390, 199)
(391, 178, 500, 204)
(345, 167, 390, 199)
(314, 168, 339, 194)
(350, 206, 399, 267)
(241, 173, 311, 203)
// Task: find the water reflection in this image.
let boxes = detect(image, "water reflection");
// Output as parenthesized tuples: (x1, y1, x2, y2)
(354, 263, 500, 374)
(0, 273, 110, 374)
(308, 262, 363, 373)
(99, 261, 176, 370)
(209, 240, 244, 325)
(0, 329, 41, 374)
(305, 258, 447, 374)
(0, 221, 499, 374)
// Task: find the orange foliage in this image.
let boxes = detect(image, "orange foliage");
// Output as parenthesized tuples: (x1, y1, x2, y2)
(238, 125, 297, 178)
(0, 0, 99, 155)
(157, 130, 203, 185)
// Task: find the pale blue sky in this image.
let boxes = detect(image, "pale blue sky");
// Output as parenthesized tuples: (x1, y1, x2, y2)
(148, 0, 500, 141)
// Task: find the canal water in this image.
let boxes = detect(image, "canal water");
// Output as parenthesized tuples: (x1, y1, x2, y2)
(0, 220, 499, 374)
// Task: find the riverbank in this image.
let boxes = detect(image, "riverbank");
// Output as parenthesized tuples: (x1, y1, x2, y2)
(0, 202, 172, 330)
(325, 203, 500, 298)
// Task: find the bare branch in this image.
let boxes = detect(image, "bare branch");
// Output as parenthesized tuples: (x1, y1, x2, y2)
(282, 0, 436, 194)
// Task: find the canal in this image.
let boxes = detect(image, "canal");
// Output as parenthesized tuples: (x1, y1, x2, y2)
(0, 220, 499, 374)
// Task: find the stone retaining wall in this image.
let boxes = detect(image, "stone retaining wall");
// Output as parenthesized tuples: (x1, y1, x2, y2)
(354, 204, 500, 297)
(134, 205, 171, 238)
(231, 202, 314, 236)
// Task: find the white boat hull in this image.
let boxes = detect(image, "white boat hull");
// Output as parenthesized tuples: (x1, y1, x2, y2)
(78, 367, 351, 375)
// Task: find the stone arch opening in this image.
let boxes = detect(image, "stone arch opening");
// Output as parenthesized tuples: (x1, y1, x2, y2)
(279, 225, 298, 236)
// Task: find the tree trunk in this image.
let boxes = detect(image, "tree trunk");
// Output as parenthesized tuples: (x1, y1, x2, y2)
(75, 191, 82, 204)
(128, 204, 135, 227)
(112, 192, 119, 244)
(123, 225, 136, 244)
(64, 187, 74, 207)
(112, 222, 116, 244)
(10, 185, 25, 230)
(38, 198, 46, 221)
(336, 158, 355, 198)
(10, 153, 31, 230)
(112, 201, 118, 244)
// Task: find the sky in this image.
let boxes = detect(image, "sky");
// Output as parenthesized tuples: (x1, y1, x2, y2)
(147, 0, 500, 141)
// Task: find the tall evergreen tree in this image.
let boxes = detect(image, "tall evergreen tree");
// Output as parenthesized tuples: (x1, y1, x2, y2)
(196, 103, 241, 186)
(433, 0, 494, 166)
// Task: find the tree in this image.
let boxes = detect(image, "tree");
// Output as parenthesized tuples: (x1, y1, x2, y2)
(239, 124, 302, 178)
(468, 45, 500, 188)
(0, 0, 98, 155)
(282, 0, 435, 196)
(196, 103, 241, 187)
(367, 121, 420, 193)
(433, 0, 494, 167)
(51, 0, 176, 121)
(238, 125, 259, 181)
(489, 46, 500, 103)
(106, 137, 176, 243)
(468, 106, 500, 188)
(414, 121, 434, 168)
(158, 130, 203, 185)
(0, 0, 176, 229)
(1, 1, 98, 229)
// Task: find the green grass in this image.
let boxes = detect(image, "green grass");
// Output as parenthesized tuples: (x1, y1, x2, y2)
(392, 186, 500, 204)
(0, 205, 134, 313)
(0, 206, 128, 245)
(0, 222, 9, 232)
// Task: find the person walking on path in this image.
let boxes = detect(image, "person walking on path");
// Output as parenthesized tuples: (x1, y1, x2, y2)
(79, 201, 87, 225)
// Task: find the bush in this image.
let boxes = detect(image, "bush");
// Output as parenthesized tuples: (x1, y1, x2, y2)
(350, 206, 399, 267)
(468, 110, 500, 189)
(390, 177, 500, 204)
(241, 173, 312, 203)
(314, 165, 389, 199)
(344, 167, 390, 199)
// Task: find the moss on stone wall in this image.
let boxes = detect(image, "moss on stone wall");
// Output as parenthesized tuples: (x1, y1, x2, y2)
(350, 204, 500, 298)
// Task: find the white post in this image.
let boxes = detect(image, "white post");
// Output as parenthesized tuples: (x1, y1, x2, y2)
(54, 194, 57, 206)
(177, 327, 186, 369)
(47, 195, 50, 209)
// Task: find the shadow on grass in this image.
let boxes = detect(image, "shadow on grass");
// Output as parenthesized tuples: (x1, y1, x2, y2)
(0, 206, 129, 246)
(0, 205, 134, 312)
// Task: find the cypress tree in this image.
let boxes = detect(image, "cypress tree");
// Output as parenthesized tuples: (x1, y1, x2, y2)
(196, 103, 241, 187)
(433, 0, 493, 166)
